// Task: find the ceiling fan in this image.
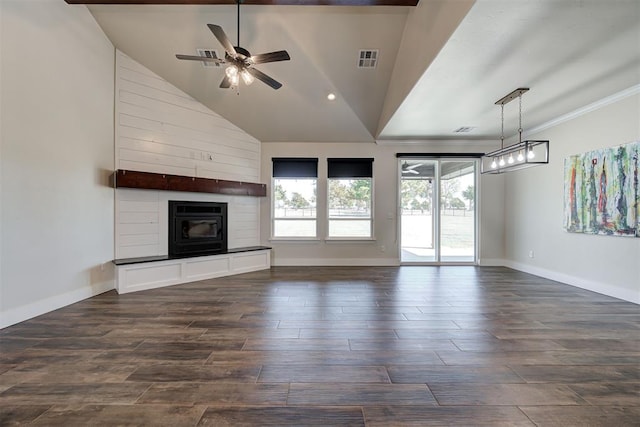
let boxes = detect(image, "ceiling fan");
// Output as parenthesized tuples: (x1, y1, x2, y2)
(175, 1, 290, 90)
(402, 161, 422, 174)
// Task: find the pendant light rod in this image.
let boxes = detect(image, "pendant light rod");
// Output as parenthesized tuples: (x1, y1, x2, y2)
(500, 103, 505, 150)
(518, 93, 523, 143)
(237, 0, 240, 47)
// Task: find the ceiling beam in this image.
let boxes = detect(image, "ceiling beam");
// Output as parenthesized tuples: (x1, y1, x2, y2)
(64, 0, 418, 5)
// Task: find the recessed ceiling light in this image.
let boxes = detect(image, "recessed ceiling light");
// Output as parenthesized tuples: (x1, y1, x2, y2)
(327, 93, 336, 101)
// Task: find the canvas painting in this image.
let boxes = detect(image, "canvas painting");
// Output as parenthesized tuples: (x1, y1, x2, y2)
(564, 140, 640, 237)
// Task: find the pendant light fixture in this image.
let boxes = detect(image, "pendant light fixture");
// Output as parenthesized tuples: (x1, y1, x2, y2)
(481, 88, 549, 174)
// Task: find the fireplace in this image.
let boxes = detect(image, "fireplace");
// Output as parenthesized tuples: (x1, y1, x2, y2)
(168, 201, 227, 257)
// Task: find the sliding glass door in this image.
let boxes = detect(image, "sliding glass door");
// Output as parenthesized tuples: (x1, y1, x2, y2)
(400, 158, 477, 264)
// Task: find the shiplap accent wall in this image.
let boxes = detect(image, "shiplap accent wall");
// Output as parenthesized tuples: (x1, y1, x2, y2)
(115, 50, 262, 259)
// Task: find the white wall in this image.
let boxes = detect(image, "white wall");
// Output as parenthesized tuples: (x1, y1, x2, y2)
(115, 52, 262, 259)
(0, 1, 115, 327)
(260, 141, 504, 266)
(504, 91, 640, 303)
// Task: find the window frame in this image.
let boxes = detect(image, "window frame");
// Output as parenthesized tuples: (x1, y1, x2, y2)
(271, 158, 319, 240)
(326, 158, 375, 240)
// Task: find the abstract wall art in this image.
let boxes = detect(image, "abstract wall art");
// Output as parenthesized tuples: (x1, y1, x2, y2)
(564, 141, 639, 237)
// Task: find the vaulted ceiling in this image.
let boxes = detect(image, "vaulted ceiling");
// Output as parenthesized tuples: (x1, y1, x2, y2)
(72, 0, 640, 143)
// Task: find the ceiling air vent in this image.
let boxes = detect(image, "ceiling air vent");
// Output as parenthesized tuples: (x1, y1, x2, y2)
(196, 49, 221, 67)
(454, 126, 476, 133)
(358, 50, 378, 68)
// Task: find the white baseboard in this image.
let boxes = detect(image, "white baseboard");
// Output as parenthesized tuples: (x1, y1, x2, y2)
(478, 258, 506, 267)
(503, 260, 639, 304)
(0, 280, 115, 329)
(273, 258, 401, 267)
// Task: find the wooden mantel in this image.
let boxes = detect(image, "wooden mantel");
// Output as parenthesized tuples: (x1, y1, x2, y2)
(111, 170, 267, 197)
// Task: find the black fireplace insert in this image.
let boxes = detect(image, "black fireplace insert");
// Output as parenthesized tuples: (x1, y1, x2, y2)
(168, 201, 227, 257)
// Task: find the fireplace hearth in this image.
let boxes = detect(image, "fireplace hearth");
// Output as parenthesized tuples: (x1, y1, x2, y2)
(168, 201, 227, 257)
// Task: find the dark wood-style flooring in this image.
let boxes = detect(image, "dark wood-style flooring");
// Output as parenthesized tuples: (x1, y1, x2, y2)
(1, 266, 638, 426)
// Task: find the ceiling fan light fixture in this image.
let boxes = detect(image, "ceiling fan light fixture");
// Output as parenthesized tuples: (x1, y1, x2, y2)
(225, 65, 240, 87)
(225, 64, 238, 78)
(240, 69, 254, 85)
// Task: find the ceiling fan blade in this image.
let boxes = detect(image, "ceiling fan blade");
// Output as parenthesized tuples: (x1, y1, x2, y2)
(251, 50, 291, 65)
(176, 54, 224, 64)
(406, 163, 422, 170)
(220, 75, 231, 89)
(247, 67, 282, 90)
(207, 24, 237, 57)
(402, 169, 419, 174)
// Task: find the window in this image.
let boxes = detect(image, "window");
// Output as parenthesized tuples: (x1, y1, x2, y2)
(272, 158, 318, 238)
(327, 158, 373, 238)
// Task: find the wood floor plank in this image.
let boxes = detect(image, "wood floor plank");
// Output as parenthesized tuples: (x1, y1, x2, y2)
(510, 365, 640, 383)
(0, 405, 51, 426)
(519, 405, 640, 427)
(436, 350, 563, 366)
(0, 348, 102, 366)
(30, 405, 206, 427)
(0, 383, 151, 405)
(197, 406, 365, 426)
(387, 365, 524, 384)
(552, 338, 640, 352)
(287, 383, 437, 406)
(429, 383, 587, 406)
(452, 338, 568, 352)
(568, 382, 640, 406)
(550, 350, 640, 365)
(126, 364, 262, 383)
(349, 338, 459, 352)
(137, 383, 289, 406)
(207, 350, 446, 366)
(299, 328, 397, 339)
(363, 406, 535, 426)
(243, 338, 350, 351)
(258, 365, 390, 383)
(5, 363, 138, 385)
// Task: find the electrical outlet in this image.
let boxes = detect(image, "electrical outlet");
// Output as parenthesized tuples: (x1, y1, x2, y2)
(528, 250, 535, 258)
(380, 245, 386, 253)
